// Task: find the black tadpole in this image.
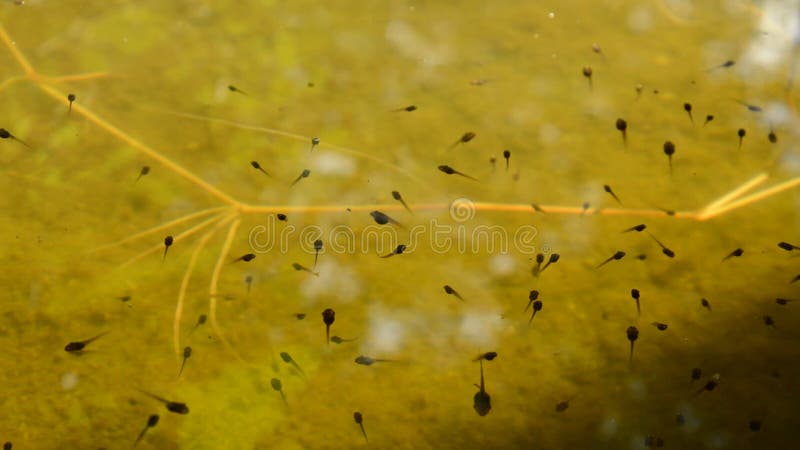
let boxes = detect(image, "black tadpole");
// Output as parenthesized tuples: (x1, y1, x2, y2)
(603, 184, 622, 205)
(644, 231, 675, 258)
(250, 161, 270, 176)
(778, 241, 799, 251)
(707, 60, 735, 71)
(0, 127, 30, 148)
(437, 164, 479, 181)
(555, 397, 574, 412)
(615, 118, 628, 145)
(626, 326, 639, 365)
(381, 244, 407, 258)
(64, 331, 109, 353)
(370, 210, 404, 228)
(392, 105, 417, 112)
(450, 132, 476, 149)
(528, 300, 543, 324)
(540, 253, 560, 273)
(313, 239, 323, 270)
(734, 100, 762, 112)
(355, 355, 396, 365)
(330, 335, 358, 344)
(533, 254, 545, 275)
(473, 351, 498, 361)
(524, 290, 540, 312)
(703, 115, 714, 126)
(597, 251, 626, 268)
(279, 352, 306, 378)
(737, 128, 746, 149)
(663, 141, 675, 174)
(289, 169, 311, 187)
(178, 346, 192, 377)
(163, 235, 174, 262)
(244, 274, 253, 294)
(722, 248, 744, 261)
(136, 389, 189, 414)
(683, 103, 693, 124)
(582, 66, 593, 90)
(228, 85, 247, 95)
(443, 285, 464, 301)
(271, 378, 288, 407)
(292, 262, 319, 276)
(353, 411, 368, 443)
(322, 308, 335, 344)
(623, 224, 646, 233)
(652, 322, 668, 331)
(232, 253, 256, 263)
(631, 289, 641, 317)
(310, 137, 320, 152)
(503, 150, 511, 171)
(391, 190, 413, 214)
(135, 165, 150, 183)
(189, 314, 207, 335)
(692, 374, 720, 398)
(473, 359, 491, 416)
(67, 93, 76, 114)
(701, 298, 712, 311)
(134, 414, 159, 447)
(768, 130, 778, 143)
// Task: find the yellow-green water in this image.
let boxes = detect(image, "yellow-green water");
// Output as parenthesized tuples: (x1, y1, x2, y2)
(1, 1, 799, 449)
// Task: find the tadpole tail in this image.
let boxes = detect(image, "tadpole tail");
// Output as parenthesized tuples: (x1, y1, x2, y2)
(629, 342, 635, 367)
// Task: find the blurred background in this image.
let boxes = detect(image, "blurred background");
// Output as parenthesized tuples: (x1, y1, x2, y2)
(0, 0, 799, 448)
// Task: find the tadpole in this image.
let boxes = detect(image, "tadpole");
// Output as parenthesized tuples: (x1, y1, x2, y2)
(135, 389, 189, 414)
(279, 352, 306, 378)
(353, 411, 368, 444)
(133, 414, 159, 447)
(626, 326, 639, 365)
(271, 378, 288, 407)
(443, 285, 464, 301)
(322, 308, 335, 344)
(473, 359, 491, 416)
(64, 331, 109, 353)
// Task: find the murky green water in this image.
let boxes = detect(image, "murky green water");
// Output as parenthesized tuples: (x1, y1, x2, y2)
(1, 1, 799, 449)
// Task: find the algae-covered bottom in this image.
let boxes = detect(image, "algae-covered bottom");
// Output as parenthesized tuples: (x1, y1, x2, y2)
(0, 1, 798, 449)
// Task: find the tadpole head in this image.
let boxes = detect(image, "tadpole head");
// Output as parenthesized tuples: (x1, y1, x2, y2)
(473, 391, 491, 416)
(322, 308, 335, 326)
(483, 351, 498, 361)
(626, 326, 639, 342)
